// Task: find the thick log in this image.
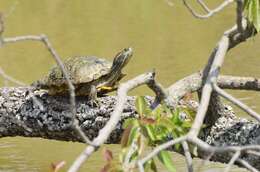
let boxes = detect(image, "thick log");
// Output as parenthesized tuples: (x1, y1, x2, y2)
(0, 87, 139, 143)
(0, 74, 260, 168)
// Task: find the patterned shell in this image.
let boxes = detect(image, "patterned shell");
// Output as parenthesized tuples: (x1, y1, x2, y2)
(46, 56, 112, 86)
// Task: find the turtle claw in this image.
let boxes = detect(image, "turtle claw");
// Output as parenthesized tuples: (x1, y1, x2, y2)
(89, 99, 100, 108)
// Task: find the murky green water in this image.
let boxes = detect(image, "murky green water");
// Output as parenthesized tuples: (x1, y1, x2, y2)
(0, 0, 259, 171)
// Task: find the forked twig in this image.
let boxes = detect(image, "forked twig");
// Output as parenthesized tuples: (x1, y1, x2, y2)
(182, 0, 234, 19)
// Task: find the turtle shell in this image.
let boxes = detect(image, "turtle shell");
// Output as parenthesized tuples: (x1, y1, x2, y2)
(46, 56, 112, 86)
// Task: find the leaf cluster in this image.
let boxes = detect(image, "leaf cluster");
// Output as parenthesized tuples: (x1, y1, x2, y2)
(244, 0, 260, 32)
(101, 96, 195, 172)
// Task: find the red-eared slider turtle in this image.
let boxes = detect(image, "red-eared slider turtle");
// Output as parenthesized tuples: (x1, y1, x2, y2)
(33, 48, 133, 100)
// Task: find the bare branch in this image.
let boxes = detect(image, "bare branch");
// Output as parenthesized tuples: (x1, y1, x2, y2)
(74, 123, 94, 145)
(148, 76, 169, 109)
(189, 36, 229, 137)
(4, 0, 19, 18)
(197, 0, 210, 12)
(164, 0, 174, 7)
(237, 159, 259, 172)
(247, 150, 260, 157)
(236, 0, 244, 33)
(182, 0, 234, 19)
(123, 138, 139, 171)
(224, 151, 241, 172)
(39, 34, 77, 122)
(0, 67, 44, 111)
(0, 67, 26, 86)
(168, 72, 260, 106)
(213, 83, 260, 122)
(218, 75, 260, 91)
(0, 13, 4, 46)
(195, 151, 215, 172)
(140, 135, 260, 172)
(182, 141, 193, 172)
(4, 35, 43, 43)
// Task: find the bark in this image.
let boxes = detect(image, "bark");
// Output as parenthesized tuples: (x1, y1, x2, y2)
(0, 87, 139, 143)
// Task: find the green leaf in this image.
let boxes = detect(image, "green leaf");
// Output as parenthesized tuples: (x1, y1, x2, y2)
(156, 125, 170, 138)
(181, 121, 192, 129)
(129, 150, 139, 162)
(244, 0, 260, 32)
(121, 126, 132, 147)
(127, 126, 140, 147)
(252, 0, 260, 31)
(135, 96, 146, 115)
(150, 159, 158, 172)
(159, 118, 174, 129)
(152, 105, 163, 118)
(122, 118, 139, 129)
(172, 110, 182, 126)
(135, 96, 151, 116)
(161, 104, 173, 117)
(157, 151, 176, 172)
(248, 0, 254, 21)
(143, 125, 157, 142)
(182, 107, 196, 120)
(144, 159, 158, 172)
(174, 143, 181, 151)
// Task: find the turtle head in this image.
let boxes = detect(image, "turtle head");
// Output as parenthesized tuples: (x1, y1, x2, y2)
(111, 47, 133, 70)
(102, 48, 132, 87)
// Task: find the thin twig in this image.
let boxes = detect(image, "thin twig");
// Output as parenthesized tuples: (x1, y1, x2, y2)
(123, 138, 139, 171)
(213, 83, 260, 122)
(195, 151, 215, 172)
(236, 0, 244, 33)
(237, 159, 259, 172)
(182, 0, 234, 19)
(0, 13, 4, 46)
(147, 76, 168, 109)
(4, 0, 19, 18)
(0, 67, 26, 86)
(247, 150, 260, 157)
(197, 0, 210, 12)
(182, 141, 193, 172)
(0, 66, 44, 111)
(189, 35, 229, 137)
(224, 151, 241, 172)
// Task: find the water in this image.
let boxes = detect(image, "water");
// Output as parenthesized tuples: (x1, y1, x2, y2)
(0, 0, 259, 171)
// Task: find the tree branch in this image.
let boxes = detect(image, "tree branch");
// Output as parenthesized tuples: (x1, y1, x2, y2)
(182, 0, 234, 19)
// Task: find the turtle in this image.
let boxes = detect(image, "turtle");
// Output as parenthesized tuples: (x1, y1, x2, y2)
(32, 48, 133, 101)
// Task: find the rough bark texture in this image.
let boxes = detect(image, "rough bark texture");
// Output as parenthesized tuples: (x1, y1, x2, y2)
(200, 106, 260, 169)
(0, 87, 140, 143)
(0, 86, 260, 168)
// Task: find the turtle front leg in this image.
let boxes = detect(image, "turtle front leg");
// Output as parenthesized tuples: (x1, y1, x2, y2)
(89, 85, 100, 107)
